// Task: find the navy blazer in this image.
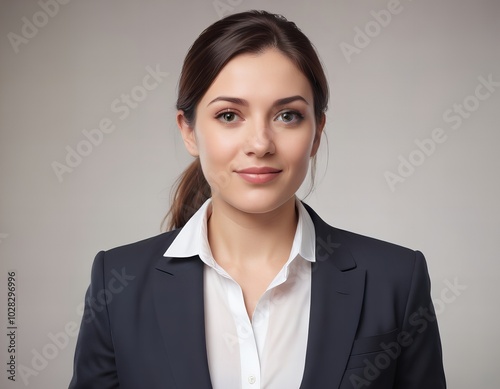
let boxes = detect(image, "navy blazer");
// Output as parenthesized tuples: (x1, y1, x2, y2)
(69, 204, 446, 388)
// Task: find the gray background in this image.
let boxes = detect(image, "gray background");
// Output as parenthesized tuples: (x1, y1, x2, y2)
(1, 0, 498, 387)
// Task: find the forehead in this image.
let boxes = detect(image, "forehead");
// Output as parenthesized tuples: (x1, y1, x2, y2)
(200, 49, 313, 105)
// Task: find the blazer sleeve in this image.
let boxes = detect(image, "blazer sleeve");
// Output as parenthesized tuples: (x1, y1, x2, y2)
(394, 250, 446, 388)
(69, 251, 119, 388)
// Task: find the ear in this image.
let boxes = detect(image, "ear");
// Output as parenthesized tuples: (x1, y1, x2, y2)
(310, 113, 326, 157)
(177, 110, 199, 157)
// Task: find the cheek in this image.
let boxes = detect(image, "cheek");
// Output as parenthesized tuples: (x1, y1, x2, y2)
(197, 132, 237, 165)
(195, 130, 239, 190)
(279, 132, 315, 168)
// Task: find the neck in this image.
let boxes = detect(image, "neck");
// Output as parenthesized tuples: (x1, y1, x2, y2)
(207, 196, 298, 267)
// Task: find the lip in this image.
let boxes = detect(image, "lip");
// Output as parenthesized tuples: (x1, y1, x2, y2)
(235, 166, 282, 184)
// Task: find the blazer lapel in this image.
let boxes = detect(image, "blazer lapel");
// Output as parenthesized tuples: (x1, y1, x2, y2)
(153, 254, 213, 388)
(300, 205, 366, 389)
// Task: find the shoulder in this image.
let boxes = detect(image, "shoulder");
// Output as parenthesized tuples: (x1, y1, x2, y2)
(303, 202, 422, 273)
(92, 229, 182, 274)
(106, 229, 181, 257)
(337, 227, 418, 265)
(334, 227, 427, 293)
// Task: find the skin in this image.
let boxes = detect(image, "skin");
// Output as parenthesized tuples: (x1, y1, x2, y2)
(177, 48, 325, 318)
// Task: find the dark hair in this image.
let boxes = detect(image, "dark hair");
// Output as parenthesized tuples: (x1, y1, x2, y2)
(164, 10, 329, 230)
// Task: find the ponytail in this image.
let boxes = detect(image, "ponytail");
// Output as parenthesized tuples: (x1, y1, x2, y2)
(163, 158, 211, 231)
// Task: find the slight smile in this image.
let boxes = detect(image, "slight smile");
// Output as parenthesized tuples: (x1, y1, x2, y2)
(235, 167, 282, 184)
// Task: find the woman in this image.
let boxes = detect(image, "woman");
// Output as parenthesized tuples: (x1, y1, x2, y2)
(70, 10, 446, 389)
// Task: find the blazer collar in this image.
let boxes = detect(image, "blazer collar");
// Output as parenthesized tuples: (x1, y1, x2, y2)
(299, 203, 366, 389)
(154, 204, 366, 389)
(153, 253, 213, 388)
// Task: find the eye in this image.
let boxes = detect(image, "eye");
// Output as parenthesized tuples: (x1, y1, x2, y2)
(216, 110, 241, 123)
(276, 110, 304, 124)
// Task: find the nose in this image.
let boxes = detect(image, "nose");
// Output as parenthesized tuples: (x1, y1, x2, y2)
(243, 121, 276, 157)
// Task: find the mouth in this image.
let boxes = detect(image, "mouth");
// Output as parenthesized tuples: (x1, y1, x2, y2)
(235, 167, 282, 184)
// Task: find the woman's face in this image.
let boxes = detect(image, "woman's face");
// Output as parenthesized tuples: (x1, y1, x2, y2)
(178, 48, 324, 215)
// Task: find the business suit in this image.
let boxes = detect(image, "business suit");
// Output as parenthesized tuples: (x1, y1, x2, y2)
(69, 204, 446, 388)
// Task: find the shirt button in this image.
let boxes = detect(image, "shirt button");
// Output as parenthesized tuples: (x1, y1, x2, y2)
(248, 375, 256, 384)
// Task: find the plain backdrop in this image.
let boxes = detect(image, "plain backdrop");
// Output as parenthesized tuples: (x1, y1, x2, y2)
(1, 0, 499, 387)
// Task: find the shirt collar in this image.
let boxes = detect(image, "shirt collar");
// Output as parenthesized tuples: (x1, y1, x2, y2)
(163, 197, 316, 266)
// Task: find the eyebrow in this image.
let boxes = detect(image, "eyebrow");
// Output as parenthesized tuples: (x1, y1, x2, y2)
(207, 95, 309, 107)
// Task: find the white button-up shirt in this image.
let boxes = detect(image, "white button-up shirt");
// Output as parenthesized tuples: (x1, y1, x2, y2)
(164, 197, 316, 389)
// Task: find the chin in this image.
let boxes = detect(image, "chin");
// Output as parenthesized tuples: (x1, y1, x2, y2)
(218, 193, 297, 215)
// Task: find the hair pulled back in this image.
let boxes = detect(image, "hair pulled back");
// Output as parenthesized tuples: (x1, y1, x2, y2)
(165, 10, 329, 230)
